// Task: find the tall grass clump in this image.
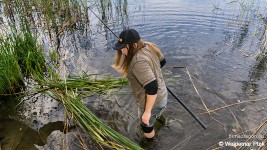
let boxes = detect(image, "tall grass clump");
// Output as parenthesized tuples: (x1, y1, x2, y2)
(13, 29, 46, 80)
(0, 27, 46, 95)
(0, 36, 24, 95)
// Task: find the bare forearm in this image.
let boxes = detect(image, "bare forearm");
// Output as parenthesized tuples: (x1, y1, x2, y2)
(142, 94, 157, 126)
(145, 94, 157, 113)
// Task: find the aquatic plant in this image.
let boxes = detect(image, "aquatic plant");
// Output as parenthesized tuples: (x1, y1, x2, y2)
(48, 80, 142, 150)
(43, 76, 141, 149)
(0, 36, 24, 95)
(2, 0, 89, 50)
(0, 27, 45, 95)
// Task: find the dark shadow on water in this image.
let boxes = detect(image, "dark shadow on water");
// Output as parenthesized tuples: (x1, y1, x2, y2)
(0, 97, 66, 150)
(0, 97, 24, 119)
(0, 117, 65, 150)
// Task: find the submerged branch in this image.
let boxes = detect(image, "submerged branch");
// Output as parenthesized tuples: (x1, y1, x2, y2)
(198, 98, 267, 115)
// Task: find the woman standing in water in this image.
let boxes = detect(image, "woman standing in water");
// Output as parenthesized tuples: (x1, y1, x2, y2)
(112, 29, 168, 141)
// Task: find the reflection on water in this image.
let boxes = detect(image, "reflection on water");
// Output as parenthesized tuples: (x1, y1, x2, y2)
(242, 54, 267, 95)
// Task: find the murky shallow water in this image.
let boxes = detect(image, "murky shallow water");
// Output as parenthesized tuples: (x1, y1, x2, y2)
(1, 0, 267, 149)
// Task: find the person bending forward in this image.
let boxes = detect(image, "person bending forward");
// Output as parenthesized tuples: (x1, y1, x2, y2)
(112, 29, 168, 141)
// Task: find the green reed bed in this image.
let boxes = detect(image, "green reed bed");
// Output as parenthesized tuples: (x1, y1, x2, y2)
(0, 36, 23, 94)
(2, 0, 88, 54)
(13, 29, 46, 79)
(2, 0, 88, 37)
(0, 28, 45, 95)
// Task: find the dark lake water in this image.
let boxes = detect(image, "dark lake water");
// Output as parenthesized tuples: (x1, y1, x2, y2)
(0, 0, 266, 149)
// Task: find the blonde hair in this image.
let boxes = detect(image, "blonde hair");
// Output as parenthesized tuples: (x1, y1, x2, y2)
(112, 39, 161, 76)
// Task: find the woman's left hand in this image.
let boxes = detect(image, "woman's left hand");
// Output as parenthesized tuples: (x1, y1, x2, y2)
(142, 111, 151, 126)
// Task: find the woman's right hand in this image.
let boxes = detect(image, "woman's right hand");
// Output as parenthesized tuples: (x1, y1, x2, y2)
(142, 111, 151, 126)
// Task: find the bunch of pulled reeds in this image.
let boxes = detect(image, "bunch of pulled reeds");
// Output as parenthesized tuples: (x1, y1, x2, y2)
(49, 86, 142, 150)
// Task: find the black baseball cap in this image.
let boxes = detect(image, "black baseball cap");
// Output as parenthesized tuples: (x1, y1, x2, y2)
(113, 29, 141, 50)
